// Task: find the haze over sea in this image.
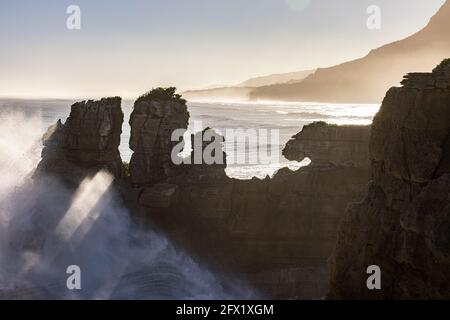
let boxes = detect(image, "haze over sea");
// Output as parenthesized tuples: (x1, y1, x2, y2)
(0, 99, 379, 179)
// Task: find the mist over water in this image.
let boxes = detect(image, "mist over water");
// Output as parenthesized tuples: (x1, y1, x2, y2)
(0, 111, 253, 299)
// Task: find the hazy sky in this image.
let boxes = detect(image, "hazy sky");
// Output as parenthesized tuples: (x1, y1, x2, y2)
(0, 0, 445, 99)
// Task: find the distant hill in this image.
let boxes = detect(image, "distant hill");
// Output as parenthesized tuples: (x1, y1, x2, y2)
(238, 69, 316, 87)
(183, 69, 315, 102)
(251, 0, 450, 103)
(182, 86, 253, 102)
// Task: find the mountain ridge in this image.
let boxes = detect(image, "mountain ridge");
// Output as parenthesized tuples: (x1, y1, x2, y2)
(251, 0, 450, 103)
(185, 1, 450, 103)
(183, 69, 315, 102)
(238, 69, 316, 87)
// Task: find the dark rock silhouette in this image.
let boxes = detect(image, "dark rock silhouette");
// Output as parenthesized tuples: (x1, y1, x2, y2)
(283, 122, 371, 167)
(27, 57, 450, 299)
(35, 97, 124, 184)
(329, 59, 450, 299)
(33, 88, 371, 299)
(129, 88, 189, 187)
(126, 89, 371, 299)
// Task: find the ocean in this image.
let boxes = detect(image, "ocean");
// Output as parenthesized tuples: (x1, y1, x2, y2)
(0, 98, 379, 180)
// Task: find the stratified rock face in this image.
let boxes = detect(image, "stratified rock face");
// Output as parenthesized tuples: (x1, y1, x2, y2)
(329, 60, 450, 299)
(35, 97, 124, 183)
(160, 165, 369, 299)
(401, 59, 450, 90)
(129, 92, 189, 187)
(127, 94, 371, 298)
(283, 122, 371, 167)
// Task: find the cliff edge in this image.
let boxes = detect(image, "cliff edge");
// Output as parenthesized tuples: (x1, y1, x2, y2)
(329, 59, 450, 299)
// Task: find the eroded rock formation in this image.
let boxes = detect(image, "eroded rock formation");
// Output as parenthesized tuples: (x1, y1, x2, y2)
(283, 122, 371, 167)
(32, 88, 373, 299)
(127, 92, 371, 299)
(35, 97, 124, 183)
(329, 60, 450, 299)
(129, 89, 189, 187)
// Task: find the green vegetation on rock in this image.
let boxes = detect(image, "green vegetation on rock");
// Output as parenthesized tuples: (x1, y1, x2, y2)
(136, 87, 187, 105)
(433, 58, 450, 73)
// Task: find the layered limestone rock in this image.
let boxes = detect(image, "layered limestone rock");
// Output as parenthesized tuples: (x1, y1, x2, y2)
(283, 122, 371, 167)
(29, 86, 372, 299)
(401, 59, 450, 90)
(127, 92, 371, 298)
(35, 97, 124, 183)
(30, 87, 374, 299)
(329, 60, 450, 299)
(129, 88, 189, 187)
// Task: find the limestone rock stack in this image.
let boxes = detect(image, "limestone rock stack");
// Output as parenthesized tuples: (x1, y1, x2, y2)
(329, 59, 450, 299)
(31, 85, 375, 299)
(129, 88, 189, 187)
(127, 94, 371, 298)
(35, 97, 124, 183)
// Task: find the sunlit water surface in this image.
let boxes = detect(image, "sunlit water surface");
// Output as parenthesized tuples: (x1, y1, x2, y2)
(0, 99, 379, 180)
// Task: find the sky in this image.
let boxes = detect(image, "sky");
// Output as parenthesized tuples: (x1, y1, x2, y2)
(0, 0, 446, 99)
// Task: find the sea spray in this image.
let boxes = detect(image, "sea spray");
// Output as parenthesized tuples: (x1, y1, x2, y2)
(0, 111, 254, 299)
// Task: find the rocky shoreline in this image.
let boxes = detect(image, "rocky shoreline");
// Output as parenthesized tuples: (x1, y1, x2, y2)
(34, 90, 370, 299)
(32, 60, 450, 299)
